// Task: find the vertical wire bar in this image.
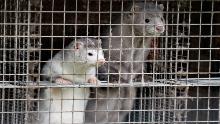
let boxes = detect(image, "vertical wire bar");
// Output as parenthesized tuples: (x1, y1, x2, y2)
(14, 0, 22, 123)
(90, 0, 102, 122)
(94, 0, 101, 121)
(60, 0, 66, 123)
(174, 86, 177, 123)
(17, 0, 21, 85)
(97, 0, 101, 100)
(140, 87, 143, 122)
(196, 87, 199, 122)
(107, 2, 113, 120)
(98, 0, 101, 39)
(1, 0, 7, 123)
(207, 86, 211, 122)
(184, 0, 192, 122)
(107, 0, 112, 85)
(119, 2, 123, 112)
(22, 1, 26, 82)
(119, 0, 122, 120)
(61, 2, 65, 122)
(162, 1, 169, 123)
(27, 0, 31, 117)
(174, 2, 181, 122)
(9, 1, 13, 123)
(142, 0, 146, 84)
(196, 2, 203, 122)
(175, 2, 180, 81)
(85, 0, 90, 122)
(24, 1, 32, 124)
(129, 0, 133, 83)
(97, 0, 102, 122)
(37, 0, 43, 121)
(119, 0, 123, 86)
(147, 88, 150, 122)
(120, 0, 123, 122)
(184, 1, 192, 122)
(152, 1, 157, 85)
(73, 0, 77, 122)
(5, 3, 10, 122)
(94, 0, 98, 123)
(167, 8, 175, 122)
(169, 4, 174, 122)
(106, 0, 113, 122)
(186, 0, 192, 84)
(209, 0, 214, 81)
(86, 0, 89, 40)
(27, 0, 31, 82)
(207, 1, 214, 121)
(127, 0, 132, 121)
(158, 89, 161, 122)
(151, 0, 159, 82)
(163, 86, 166, 123)
(152, 87, 155, 123)
(140, 1, 147, 121)
(13, 0, 18, 123)
(180, 10, 185, 80)
(48, 0, 55, 123)
(219, 87, 220, 122)
(151, 87, 155, 122)
(184, 2, 190, 122)
(197, 0, 203, 81)
(170, 8, 174, 80)
(141, 0, 146, 122)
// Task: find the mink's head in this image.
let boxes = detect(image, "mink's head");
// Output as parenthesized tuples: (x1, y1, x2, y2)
(67, 38, 105, 66)
(129, 2, 165, 35)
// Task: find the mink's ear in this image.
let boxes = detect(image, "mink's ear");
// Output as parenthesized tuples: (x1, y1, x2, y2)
(130, 3, 142, 12)
(97, 39, 102, 47)
(159, 4, 164, 10)
(75, 42, 84, 50)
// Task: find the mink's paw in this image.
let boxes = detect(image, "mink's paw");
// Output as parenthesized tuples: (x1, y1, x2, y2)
(88, 77, 99, 84)
(55, 78, 72, 85)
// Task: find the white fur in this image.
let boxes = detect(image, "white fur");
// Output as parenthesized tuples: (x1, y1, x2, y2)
(36, 38, 105, 124)
(39, 88, 89, 124)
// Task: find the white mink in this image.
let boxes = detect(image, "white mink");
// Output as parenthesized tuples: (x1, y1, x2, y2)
(86, 2, 165, 123)
(37, 38, 105, 124)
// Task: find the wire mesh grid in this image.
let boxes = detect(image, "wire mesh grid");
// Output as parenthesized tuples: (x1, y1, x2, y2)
(0, 0, 220, 124)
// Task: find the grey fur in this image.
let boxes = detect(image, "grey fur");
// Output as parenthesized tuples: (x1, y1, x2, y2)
(86, 2, 165, 123)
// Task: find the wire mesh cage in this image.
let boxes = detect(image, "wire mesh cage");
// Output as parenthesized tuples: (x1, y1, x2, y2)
(0, 0, 220, 124)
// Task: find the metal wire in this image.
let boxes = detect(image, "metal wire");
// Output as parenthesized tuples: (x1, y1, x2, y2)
(0, 0, 220, 124)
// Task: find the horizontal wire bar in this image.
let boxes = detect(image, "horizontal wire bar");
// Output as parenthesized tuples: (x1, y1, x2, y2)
(0, 78, 220, 88)
(1, 23, 220, 26)
(1, 35, 219, 38)
(1, 10, 220, 14)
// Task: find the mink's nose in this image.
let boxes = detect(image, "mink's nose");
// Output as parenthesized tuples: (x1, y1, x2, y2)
(97, 59, 106, 65)
(156, 25, 164, 33)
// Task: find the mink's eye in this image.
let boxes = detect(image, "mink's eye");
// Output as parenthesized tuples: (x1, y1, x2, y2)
(145, 19, 150, 23)
(88, 53, 93, 56)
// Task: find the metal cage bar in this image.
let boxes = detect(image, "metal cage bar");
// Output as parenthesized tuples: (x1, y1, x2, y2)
(0, 0, 220, 124)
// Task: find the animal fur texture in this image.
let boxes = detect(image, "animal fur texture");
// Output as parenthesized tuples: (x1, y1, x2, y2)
(30, 38, 105, 124)
(86, 2, 165, 123)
